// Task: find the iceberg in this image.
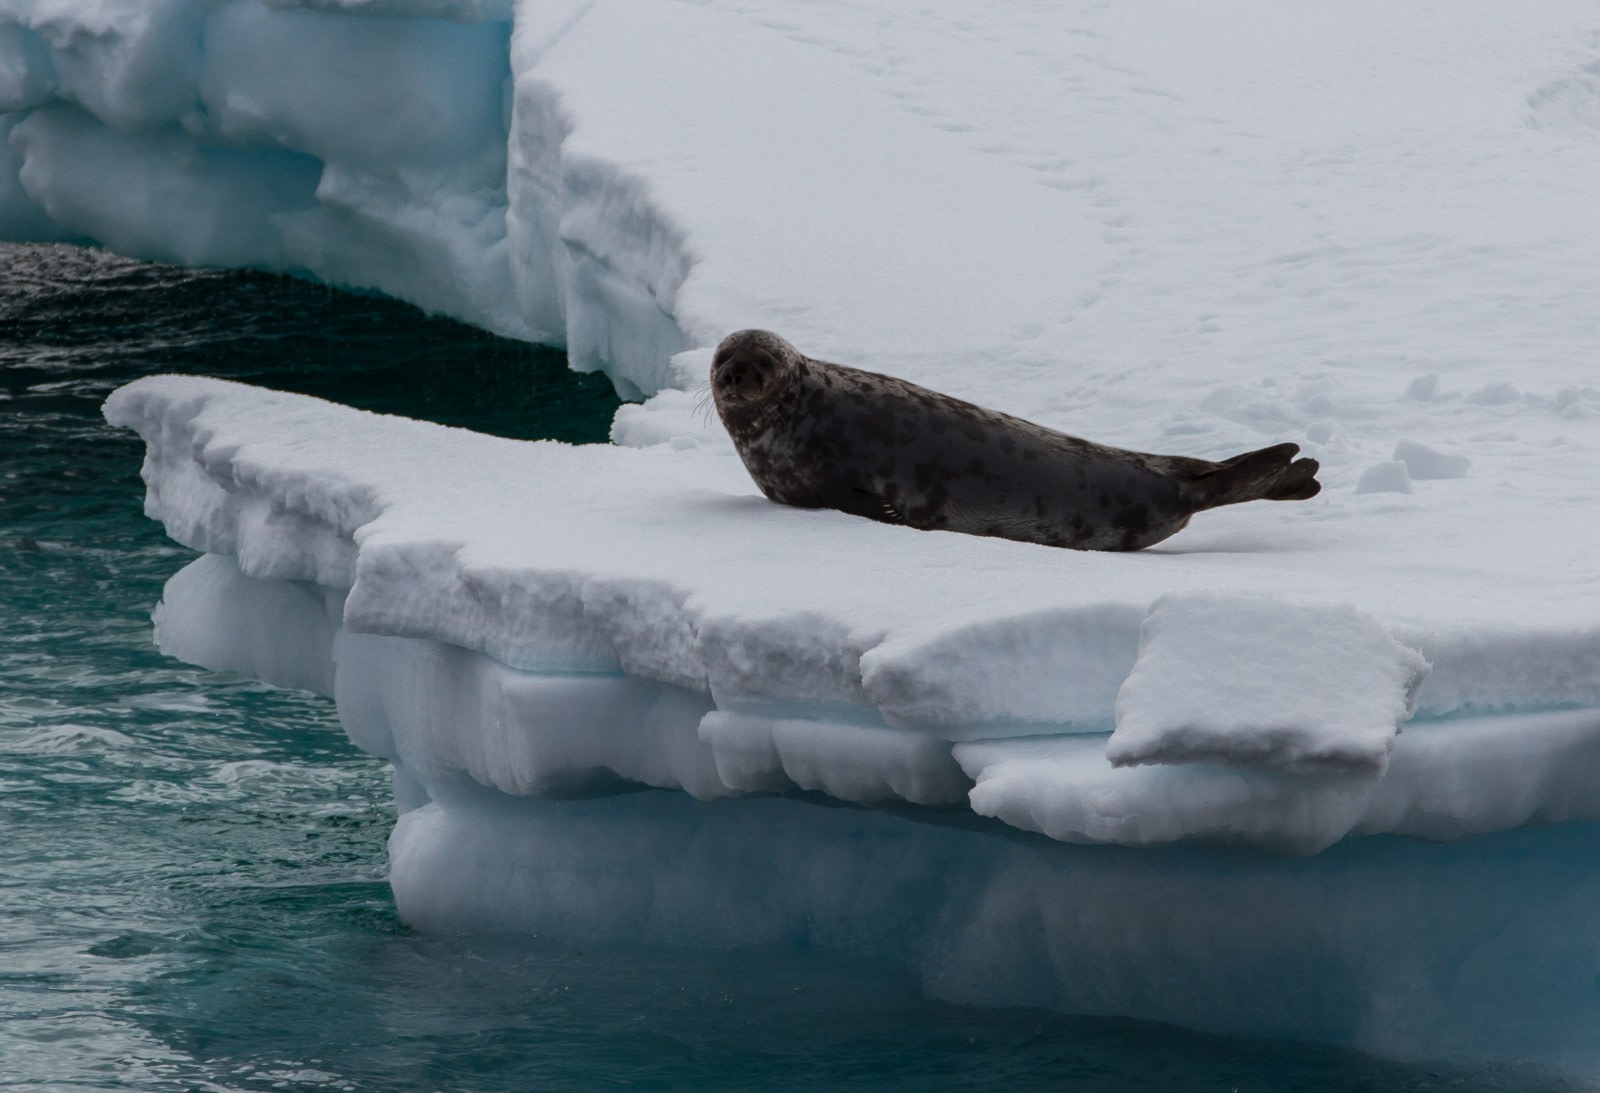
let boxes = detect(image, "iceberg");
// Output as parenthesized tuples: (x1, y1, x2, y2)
(7, 0, 1600, 1069)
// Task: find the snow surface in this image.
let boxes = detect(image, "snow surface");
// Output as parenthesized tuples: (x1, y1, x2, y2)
(9, 0, 1600, 1059)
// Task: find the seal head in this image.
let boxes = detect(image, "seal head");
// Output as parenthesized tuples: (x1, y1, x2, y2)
(711, 328, 807, 437)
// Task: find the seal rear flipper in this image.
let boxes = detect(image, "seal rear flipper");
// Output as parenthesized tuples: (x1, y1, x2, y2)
(1184, 443, 1321, 510)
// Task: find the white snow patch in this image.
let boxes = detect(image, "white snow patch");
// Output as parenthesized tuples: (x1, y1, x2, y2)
(1353, 460, 1413, 495)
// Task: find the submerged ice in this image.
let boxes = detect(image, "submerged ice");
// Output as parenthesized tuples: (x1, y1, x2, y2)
(8, 0, 1600, 1070)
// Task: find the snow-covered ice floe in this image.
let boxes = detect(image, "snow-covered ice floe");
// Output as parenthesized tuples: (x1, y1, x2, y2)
(13, 0, 1600, 1066)
(107, 373, 1600, 854)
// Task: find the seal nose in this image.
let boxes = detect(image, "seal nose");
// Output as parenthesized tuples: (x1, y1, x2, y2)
(715, 355, 766, 397)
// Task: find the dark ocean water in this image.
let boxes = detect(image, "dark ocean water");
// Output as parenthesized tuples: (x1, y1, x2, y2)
(0, 242, 1588, 1092)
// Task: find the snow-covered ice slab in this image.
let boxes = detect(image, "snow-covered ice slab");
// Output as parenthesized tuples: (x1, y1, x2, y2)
(1109, 595, 1429, 777)
(105, 376, 1600, 855)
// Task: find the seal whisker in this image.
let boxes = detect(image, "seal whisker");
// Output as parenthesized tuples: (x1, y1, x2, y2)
(692, 385, 714, 423)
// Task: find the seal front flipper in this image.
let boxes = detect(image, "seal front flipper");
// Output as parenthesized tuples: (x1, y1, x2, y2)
(1183, 443, 1322, 511)
(847, 484, 906, 525)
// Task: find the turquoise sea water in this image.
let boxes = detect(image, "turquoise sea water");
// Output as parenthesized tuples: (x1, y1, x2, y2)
(0, 242, 1588, 1091)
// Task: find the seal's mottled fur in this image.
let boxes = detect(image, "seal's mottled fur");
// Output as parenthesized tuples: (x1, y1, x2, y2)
(711, 329, 1319, 552)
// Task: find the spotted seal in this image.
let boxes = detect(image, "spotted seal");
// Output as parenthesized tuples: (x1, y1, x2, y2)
(710, 329, 1320, 551)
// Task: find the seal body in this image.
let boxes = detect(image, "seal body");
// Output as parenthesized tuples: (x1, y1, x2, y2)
(710, 329, 1320, 552)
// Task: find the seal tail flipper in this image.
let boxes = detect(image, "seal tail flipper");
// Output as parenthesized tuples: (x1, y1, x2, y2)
(1183, 442, 1321, 510)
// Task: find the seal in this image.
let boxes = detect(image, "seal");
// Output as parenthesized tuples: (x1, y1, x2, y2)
(710, 329, 1320, 551)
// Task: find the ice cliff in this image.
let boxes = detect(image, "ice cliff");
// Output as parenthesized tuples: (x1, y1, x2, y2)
(8, 0, 1600, 1068)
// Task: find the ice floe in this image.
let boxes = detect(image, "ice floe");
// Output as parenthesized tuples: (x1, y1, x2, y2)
(105, 376, 1600, 857)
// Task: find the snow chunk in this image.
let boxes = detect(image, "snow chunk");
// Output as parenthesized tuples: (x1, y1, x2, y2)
(1554, 385, 1587, 419)
(0, 0, 530, 340)
(1405, 374, 1440, 401)
(960, 735, 1378, 854)
(1353, 460, 1413, 495)
(1109, 595, 1429, 776)
(1393, 439, 1470, 480)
